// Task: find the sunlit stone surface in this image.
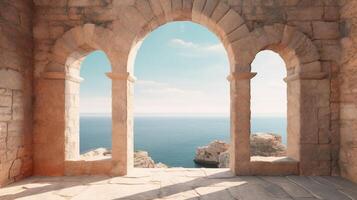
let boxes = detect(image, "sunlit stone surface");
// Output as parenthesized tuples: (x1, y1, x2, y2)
(1, 0, 357, 191)
(1, 169, 357, 200)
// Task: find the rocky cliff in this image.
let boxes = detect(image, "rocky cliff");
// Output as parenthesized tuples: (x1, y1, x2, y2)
(194, 133, 287, 168)
(81, 148, 168, 168)
(134, 151, 168, 168)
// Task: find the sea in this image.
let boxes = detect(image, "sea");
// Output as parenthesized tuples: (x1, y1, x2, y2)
(80, 115, 287, 168)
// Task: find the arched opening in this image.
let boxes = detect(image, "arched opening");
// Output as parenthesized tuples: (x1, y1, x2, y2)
(64, 50, 112, 161)
(79, 51, 112, 159)
(132, 21, 230, 168)
(250, 50, 288, 159)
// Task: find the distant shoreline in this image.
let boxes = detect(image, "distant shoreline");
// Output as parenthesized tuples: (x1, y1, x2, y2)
(80, 113, 287, 118)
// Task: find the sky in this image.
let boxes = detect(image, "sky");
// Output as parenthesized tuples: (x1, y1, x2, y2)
(79, 22, 287, 117)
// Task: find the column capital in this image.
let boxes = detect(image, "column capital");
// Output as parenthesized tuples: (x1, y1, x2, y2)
(284, 72, 328, 82)
(106, 72, 137, 83)
(227, 72, 257, 82)
(41, 72, 83, 83)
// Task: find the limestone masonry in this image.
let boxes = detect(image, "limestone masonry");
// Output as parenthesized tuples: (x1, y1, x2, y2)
(1, 0, 357, 187)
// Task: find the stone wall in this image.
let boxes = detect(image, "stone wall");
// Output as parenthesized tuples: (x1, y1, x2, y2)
(0, 0, 34, 186)
(234, 0, 341, 176)
(339, 0, 357, 183)
(30, 0, 341, 177)
(2, 0, 357, 186)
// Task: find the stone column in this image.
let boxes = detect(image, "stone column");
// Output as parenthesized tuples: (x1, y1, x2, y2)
(228, 72, 256, 175)
(65, 74, 83, 161)
(284, 72, 329, 175)
(33, 72, 82, 175)
(106, 72, 136, 176)
(284, 75, 301, 161)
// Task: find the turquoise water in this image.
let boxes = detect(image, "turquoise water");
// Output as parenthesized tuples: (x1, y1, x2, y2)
(80, 116, 287, 167)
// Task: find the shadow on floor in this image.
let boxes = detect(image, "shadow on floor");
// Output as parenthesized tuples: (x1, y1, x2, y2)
(1, 169, 357, 200)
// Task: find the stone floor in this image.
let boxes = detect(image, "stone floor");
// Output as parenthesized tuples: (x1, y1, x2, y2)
(1, 168, 357, 200)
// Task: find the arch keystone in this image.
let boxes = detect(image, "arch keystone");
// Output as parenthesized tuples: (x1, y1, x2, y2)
(149, 0, 164, 17)
(183, 0, 193, 11)
(83, 24, 96, 42)
(192, 0, 206, 22)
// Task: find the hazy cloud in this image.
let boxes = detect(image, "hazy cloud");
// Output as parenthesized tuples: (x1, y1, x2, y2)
(80, 97, 111, 114)
(134, 80, 229, 115)
(169, 38, 225, 54)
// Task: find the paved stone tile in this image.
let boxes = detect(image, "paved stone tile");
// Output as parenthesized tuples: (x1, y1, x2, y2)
(159, 183, 195, 199)
(228, 176, 293, 200)
(1, 169, 357, 200)
(312, 176, 357, 199)
(262, 176, 313, 198)
(287, 176, 352, 200)
(72, 183, 161, 200)
(184, 169, 206, 177)
(160, 189, 199, 200)
(109, 176, 153, 185)
(53, 184, 89, 198)
(195, 187, 236, 200)
(203, 168, 235, 178)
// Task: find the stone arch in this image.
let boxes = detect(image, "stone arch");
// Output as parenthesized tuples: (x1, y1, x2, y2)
(44, 23, 117, 74)
(108, 0, 251, 175)
(34, 1, 251, 176)
(34, 24, 117, 176)
(112, 0, 249, 74)
(113, 0, 249, 174)
(34, 1, 331, 176)
(230, 24, 322, 73)
(232, 24, 329, 175)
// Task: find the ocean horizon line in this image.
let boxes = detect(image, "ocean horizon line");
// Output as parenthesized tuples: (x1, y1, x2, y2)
(80, 113, 287, 118)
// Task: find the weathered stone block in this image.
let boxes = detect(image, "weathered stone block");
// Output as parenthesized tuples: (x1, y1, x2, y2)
(227, 25, 249, 43)
(0, 122, 7, 139)
(192, 0, 206, 22)
(324, 6, 339, 21)
(211, 1, 230, 22)
(34, 0, 67, 7)
(300, 160, 331, 176)
(340, 104, 357, 120)
(0, 94, 12, 107)
(288, 21, 313, 37)
(68, 0, 110, 7)
(135, 0, 154, 21)
(9, 159, 22, 178)
(149, 0, 164, 17)
(286, 7, 324, 21)
(0, 3, 20, 24)
(218, 9, 244, 34)
(0, 107, 12, 121)
(300, 61, 321, 73)
(313, 21, 339, 40)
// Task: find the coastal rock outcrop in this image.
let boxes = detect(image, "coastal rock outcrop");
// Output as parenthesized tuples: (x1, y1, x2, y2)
(194, 140, 229, 167)
(250, 133, 287, 157)
(218, 151, 230, 168)
(194, 133, 287, 168)
(80, 148, 111, 160)
(81, 148, 168, 168)
(134, 151, 168, 168)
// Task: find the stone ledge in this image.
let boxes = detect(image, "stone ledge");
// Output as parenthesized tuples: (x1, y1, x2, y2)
(41, 72, 83, 83)
(106, 72, 137, 82)
(64, 159, 112, 176)
(284, 72, 328, 82)
(251, 156, 298, 163)
(250, 156, 299, 176)
(227, 72, 257, 81)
